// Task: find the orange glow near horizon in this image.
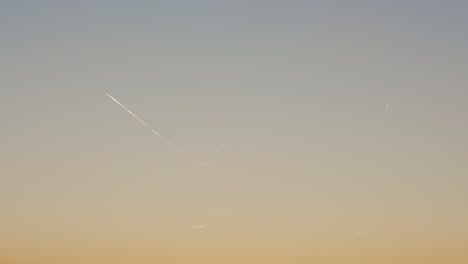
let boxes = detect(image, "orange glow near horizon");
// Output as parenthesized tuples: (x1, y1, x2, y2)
(1, 1, 468, 263)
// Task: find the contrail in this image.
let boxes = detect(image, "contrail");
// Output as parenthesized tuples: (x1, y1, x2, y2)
(151, 129, 180, 152)
(106, 93, 149, 127)
(106, 93, 179, 152)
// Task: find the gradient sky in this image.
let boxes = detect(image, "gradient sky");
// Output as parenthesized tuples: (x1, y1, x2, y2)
(1, 1, 468, 263)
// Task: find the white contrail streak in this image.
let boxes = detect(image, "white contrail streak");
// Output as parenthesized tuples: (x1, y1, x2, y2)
(106, 93, 149, 127)
(151, 129, 180, 152)
(106, 93, 179, 152)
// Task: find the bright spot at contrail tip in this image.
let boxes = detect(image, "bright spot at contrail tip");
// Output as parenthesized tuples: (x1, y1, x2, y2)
(106, 93, 179, 152)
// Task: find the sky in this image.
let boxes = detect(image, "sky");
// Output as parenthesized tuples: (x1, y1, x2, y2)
(1, 1, 468, 263)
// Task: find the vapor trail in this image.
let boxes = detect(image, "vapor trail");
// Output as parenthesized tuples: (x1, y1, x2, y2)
(106, 93, 149, 127)
(151, 129, 180, 152)
(106, 93, 179, 152)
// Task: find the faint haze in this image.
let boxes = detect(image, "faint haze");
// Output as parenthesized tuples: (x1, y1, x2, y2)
(1, 1, 468, 263)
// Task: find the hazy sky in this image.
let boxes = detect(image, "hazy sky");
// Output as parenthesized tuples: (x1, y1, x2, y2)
(1, 1, 468, 263)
